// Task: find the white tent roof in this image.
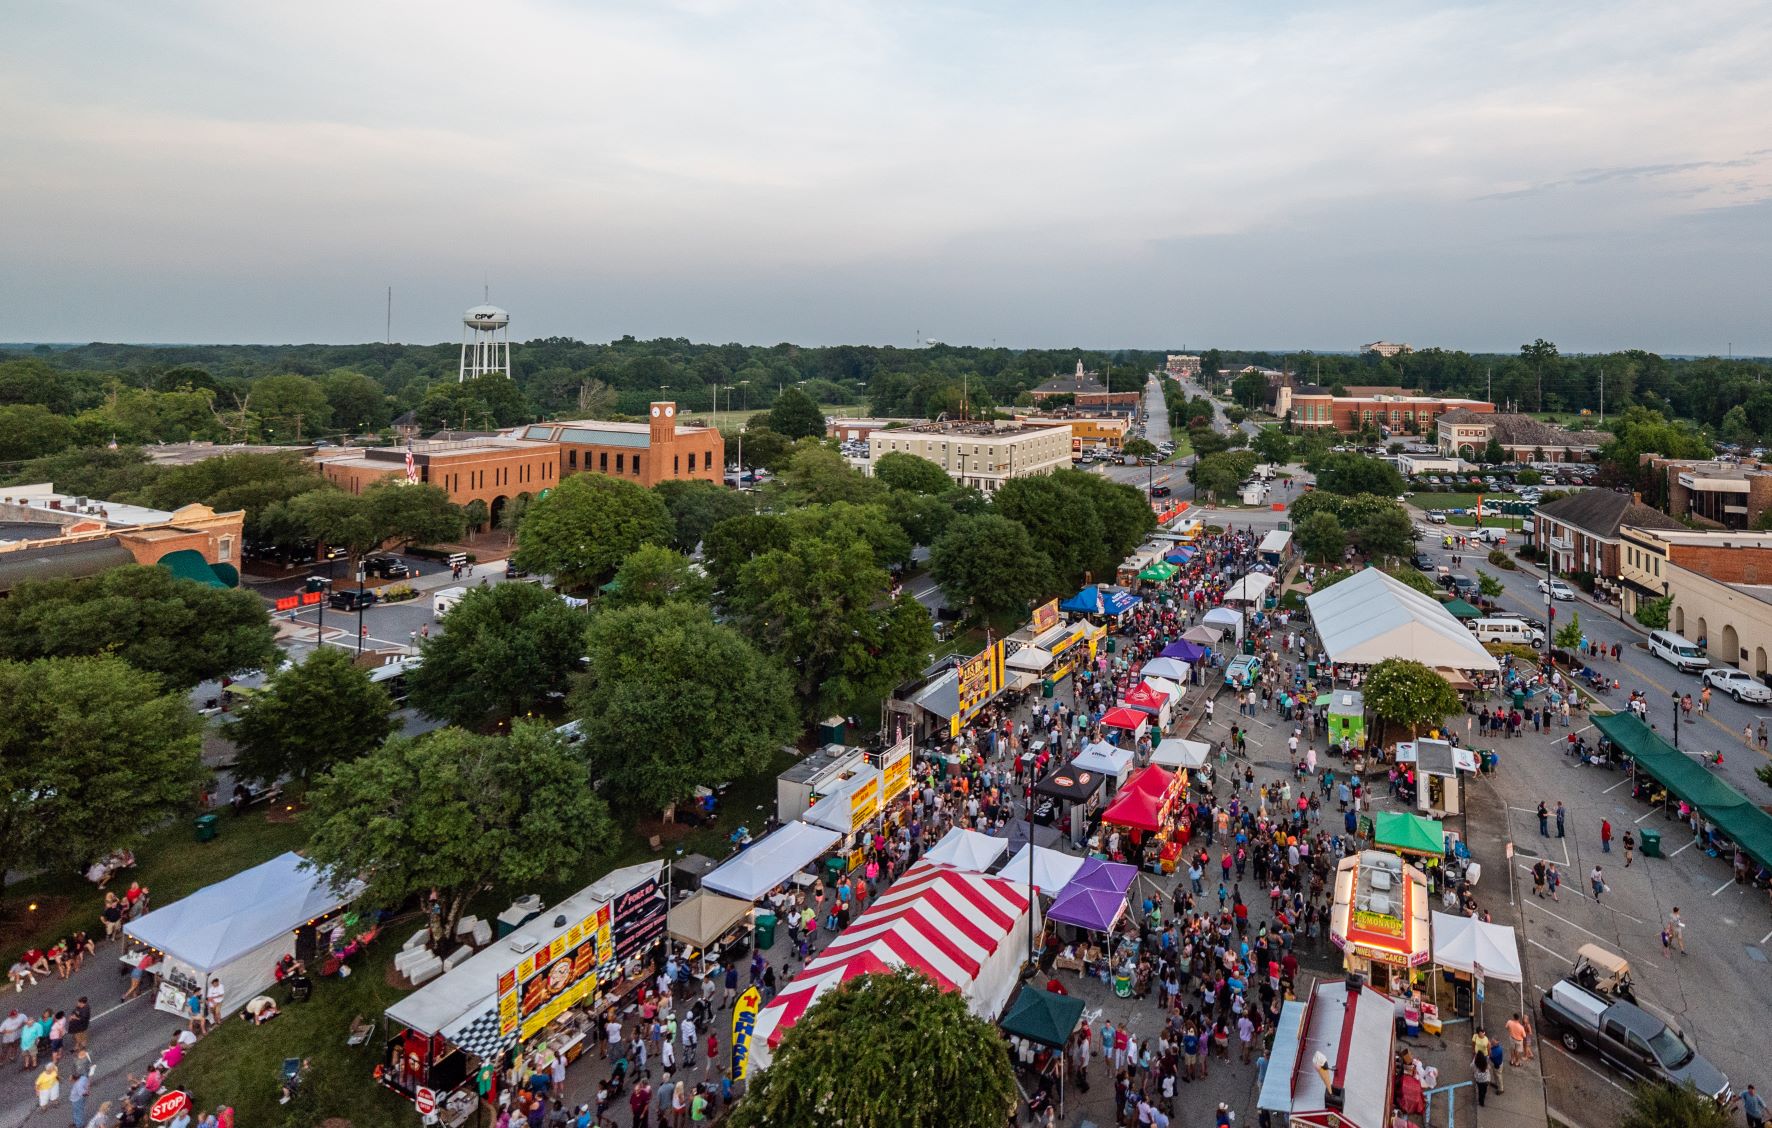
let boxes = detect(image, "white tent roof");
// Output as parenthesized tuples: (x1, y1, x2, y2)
(125, 852, 362, 975)
(1224, 573, 1274, 603)
(1202, 606, 1242, 632)
(1001, 844, 1087, 896)
(1306, 568, 1499, 672)
(1430, 911, 1522, 982)
(1142, 676, 1183, 701)
(1006, 646, 1054, 672)
(703, 822, 842, 900)
(922, 827, 1009, 873)
(1151, 738, 1212, 770)
(1139, 657, 1193, 681)
(801, 767, 882, 832)
(1070, 740, 1135, 780)
(1259, 529, 1292, 554)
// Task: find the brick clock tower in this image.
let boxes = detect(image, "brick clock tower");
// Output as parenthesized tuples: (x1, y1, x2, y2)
(649, 402, 677, 450)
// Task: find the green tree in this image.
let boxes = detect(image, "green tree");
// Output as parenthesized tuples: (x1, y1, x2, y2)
(776, 445, 882, 506)
(1232, 370, 1268, 410)
(1251, 426, 1293, 465)
(574, 602, 796, 812)
(768, 386, 827, 439)
(513, 472, 674, 589)
(654, 479, 754, 552)
(408, 583, 588, 725)
(1477, 570, 1505, 599)
(1295, 511, 1346, 563)
(4, 445, 161, 499)
(1619, 1081, 1736, 1128)
(463, 498, 489, 531)
(0, 404, 76, 462)
(1122, 437, 1158, 460)
(781, 502, 912, 572)
(0, 565, 278, 689)
(321, 369, 389, 432)
(734, 534, 932, 717)
(1555, 611, 1583, 652)
(284, 481, 465, 561)
(730, 968, 1016, 1128)
(251, 374, 332, 440)
(1720, 405, 1756, 447)
(1191, 452, 1249, 503)
(930, 513, 1055, 618)
(703, 513, 791, 598)
(1365, 658, 1463, 739)
(1348, 502, 1416, 560)
(994, 470, 1154, 589)
(872, 451, 953, 495)
(1314, 453, 1406, 497)
(1482, 437, 1506, 465)
(734, 424, 792, 472)
(607, 544, 713, 607)
(0, 655, 203, 906)
(304, 722, 616, 945)
(1634, 596, 1672, 630)
(230, 647, 394, 787)
(123, 451, 326, 547)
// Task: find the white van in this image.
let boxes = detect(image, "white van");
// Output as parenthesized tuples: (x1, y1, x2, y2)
(432, 585, 469, 617)
(1472, 618, 1544, 648)
(1648, 630, 1708, 673)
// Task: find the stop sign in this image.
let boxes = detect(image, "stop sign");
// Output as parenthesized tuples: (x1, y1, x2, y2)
(150, 1091, 191, 1123)
(415, 1086, 437, 1115)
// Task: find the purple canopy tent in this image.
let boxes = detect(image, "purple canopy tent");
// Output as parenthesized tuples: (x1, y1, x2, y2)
(1158, 640, 1206, 663)
(1046, 885, 1128, 933)
(1066, 857, 1136, 896)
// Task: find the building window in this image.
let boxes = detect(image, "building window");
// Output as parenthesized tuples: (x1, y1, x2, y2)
(616, 453, 624, 473)
(218, 537, 233, 562)
(633, 455, 642, 476)
(674, 454, 680, 474)
(600, 452, 608, 471)
(569, 449, 577, 469)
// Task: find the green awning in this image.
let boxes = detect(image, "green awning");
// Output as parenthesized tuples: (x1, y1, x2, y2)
(999, 986, 1085, 1048)
(1443, 598, 1482, 620)
(157, 548, 227, 588)
(1138, 562, 1179, 582)
(1594, 712, 1772, 870)
(1374, 811, 1445, 857)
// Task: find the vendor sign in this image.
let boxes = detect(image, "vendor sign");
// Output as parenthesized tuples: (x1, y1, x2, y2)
(732, 986, 762, 1079)
(496, 903, 612, 1039)
(1030, 599, 1059, 634)
(613, 874, 667, 962)
(951, 641, 1006, 735)
(847, 774, 880, 831)
(878, 737, 912, 804)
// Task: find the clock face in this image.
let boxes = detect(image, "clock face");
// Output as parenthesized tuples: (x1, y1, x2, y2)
(664, 405, 675, 417)
(651, 406, 661, 417)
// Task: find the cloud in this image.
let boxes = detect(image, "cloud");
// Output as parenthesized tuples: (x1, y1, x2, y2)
(0, 0, 1767, 351)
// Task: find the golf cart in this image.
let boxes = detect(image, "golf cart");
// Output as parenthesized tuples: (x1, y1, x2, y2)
(1572, 943, 1637, 1004)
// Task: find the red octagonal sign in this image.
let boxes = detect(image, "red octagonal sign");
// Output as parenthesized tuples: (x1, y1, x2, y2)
(150, 1090, 191, 1123)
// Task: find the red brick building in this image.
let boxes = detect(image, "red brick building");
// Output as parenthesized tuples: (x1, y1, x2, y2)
(1288, 386, 1492, 434)
(518, 402, 723, 487)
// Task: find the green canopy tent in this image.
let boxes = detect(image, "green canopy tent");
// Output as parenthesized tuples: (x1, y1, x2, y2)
(1442, 598, 1482, 621)
(1594, 712, 1772, 870)
(999, 986, 1085, 1115)
(1374, 810, 1445, 858)
(156, 548, 230, 588)
(1138, 562, 1179, 583)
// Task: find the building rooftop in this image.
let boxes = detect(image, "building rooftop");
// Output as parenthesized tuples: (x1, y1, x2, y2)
(141, 442, 298, 466)
(1030, 374, 1110, 396)
(1622, 527, 1772, 549)
(892, 420, 1055, 438)
(0, 483, 176, 528)
(1436, 410, 1604, 448)
(1536, 489, 1684, 539)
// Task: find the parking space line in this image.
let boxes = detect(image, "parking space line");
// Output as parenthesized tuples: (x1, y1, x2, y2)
(1526, 937, 1572, 963)
(1668, 839, 1697, 857)
(1711, 877, 1736, 897)
(1635, 809, 1659, 824)
(1603, 777, 1631, 793)
(1542, 1041, 1630, 1092)
(1760, 928, 1772, 945)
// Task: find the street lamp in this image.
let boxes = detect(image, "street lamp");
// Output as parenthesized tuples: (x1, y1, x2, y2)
(1671, 691, 1682, 750)
(355, 562, 368, 656)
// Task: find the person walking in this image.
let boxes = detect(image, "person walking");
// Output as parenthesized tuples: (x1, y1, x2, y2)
(1622, 829, 1635, 867)
(1536, 801, 1549, 837)
(1472, 1051, 1492, 1107)
(1600, 819, 1612, 854)
(1505, 1013, 1529, 1066)
(70, 1069, 91, 1128)
(1530, 861, 1546, 899)
(1546, 863, 1561, 902)
(1590, 865, 1606, 902)
(1740, 1083, 1765, 1128)
(1669, 908, 1686, 954)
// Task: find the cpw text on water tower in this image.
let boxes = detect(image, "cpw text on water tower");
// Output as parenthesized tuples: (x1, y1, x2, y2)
(459, 303, 511, 382)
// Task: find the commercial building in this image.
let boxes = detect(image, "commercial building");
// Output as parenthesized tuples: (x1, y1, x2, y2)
(825, 418, 912, 444)
(518, 402, 723, 488)
(1434, 410, 1605, 463)
(867, 420, 1072, 493)
(1644, 457, 1772, 530)
(0, 483, 245, 592)
(1027, 361, 1141, 412)
(141, 442, 300, 466)
(1287, 387, 1491, 434)
(1164, 354, 1201, 377)
(1014, 412, 1131, 453)
(1618, 527, 1772, 617)
(1530, 490, 1683, 601)
(1658, 561, 1772, 680)
(316, 437, 559, 523)
(1361, 340, 1412, 358)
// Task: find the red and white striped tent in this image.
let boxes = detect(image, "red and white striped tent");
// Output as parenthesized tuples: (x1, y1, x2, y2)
(748, 861, 1037, 1070)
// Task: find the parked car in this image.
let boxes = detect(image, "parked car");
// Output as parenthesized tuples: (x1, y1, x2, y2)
(1425, 510, 1448, 524)
(1700, 667, 1771, 703)
(1538, 978, 1729, 1103)
(1412, 552, 1434, 570)
(327, 588, 379, 612)
(1225, 655, 1263, 690)
(1648, 629, 1709, 673)
(361, 554, 410, 580)
(1538, 578, 1575, 601)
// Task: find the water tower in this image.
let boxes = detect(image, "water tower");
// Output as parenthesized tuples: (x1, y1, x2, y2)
(459, 304, 511, 382)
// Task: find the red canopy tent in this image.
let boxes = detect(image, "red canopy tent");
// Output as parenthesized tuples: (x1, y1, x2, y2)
(1100, 765, 1177, 833)
(1120, 683, 1170, 715)
(1098, 707, 1149, 739)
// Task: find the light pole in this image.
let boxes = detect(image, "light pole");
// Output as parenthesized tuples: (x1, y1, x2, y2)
(355, 562, 367, 656)
(1671, 691, 1682, 750)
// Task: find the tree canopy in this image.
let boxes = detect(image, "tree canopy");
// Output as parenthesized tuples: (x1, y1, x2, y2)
(1295, 511, 1346, 564)
(280, 480, 465, 561)
(1313, 453, 1406, 497)
(513, 471, 675, 588)
(1619, 1081, 1737, 1128)
(0, 565, 278, 689)
(1364, 658, 1462, 737)
(767, 386, 828, 439)
(993, 469, 1154, 589)
(930, 513, 1055, 618)
(230, 646, 394, 787)
(574, 601, 797, 812)
(606, 544, 714, 608)
(872, 451, 953, 495)
(729, 969, 1017, 1128)
(407, 583, 589, 725)
(653, 478, 754, 552)
(0, 655, 203, 903)
(304, 722, 616, 944)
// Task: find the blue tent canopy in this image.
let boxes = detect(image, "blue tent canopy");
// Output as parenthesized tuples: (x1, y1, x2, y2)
(1164, 550, 1193, 564)
(1060, 586, 1141, 616)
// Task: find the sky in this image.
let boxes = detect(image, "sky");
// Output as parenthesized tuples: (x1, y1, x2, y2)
(2, 1, 1769, 353)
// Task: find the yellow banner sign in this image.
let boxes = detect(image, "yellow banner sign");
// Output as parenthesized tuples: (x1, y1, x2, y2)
(880, 739, 912, 804)
(1030, 600, 1059, 634)
(848, 774, 880, 831)
(497, 903, 612, 1039)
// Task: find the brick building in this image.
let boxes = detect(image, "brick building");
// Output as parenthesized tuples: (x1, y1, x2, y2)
(1434, 410, 1606, 463)
(1288, 386, 1492, 434)
(518, 402, 723, 487)
(1643, 457, 1772, 530)
(1014, 412, 1131, 452)
(867, 420, 1073, 493)
(316, 436, 560, 525)
(1619, 526, 1772, 617)
(1530, 489, 1682, 601)
(1027, 362, 1141, 413)
(0, 484, 245, 593)
(1165, 354, 1201, 377)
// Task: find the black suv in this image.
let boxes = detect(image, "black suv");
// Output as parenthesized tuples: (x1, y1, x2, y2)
(328, 588, 379, 612)
(361, 555, 410, 580)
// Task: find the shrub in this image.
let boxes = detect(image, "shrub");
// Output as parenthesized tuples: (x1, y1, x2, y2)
(1487, 549, 1516, 571)
(1569, 570, 1596, 594)
(379, 583, 418, 602)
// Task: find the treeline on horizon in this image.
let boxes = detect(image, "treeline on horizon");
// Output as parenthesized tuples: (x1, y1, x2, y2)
(1, 336, 1771, 460)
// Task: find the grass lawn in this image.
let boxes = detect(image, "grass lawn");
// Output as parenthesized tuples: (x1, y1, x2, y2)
(1, 806, 311, 968)
(1418, 490, 1526, 511)
(1163, 431, 1193, 462)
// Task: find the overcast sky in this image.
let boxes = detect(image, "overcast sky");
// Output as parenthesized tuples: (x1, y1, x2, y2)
(3, 1, 1768, 353)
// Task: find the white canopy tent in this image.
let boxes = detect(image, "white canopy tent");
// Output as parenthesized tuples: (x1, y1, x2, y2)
(1142, 676, 1184, 701)
(1151, 738, 1212, 770)
(1223, 573, 1274, 604)
(1070, 740, 1136, 787)
(1306, 568, 1499, 672)
(1430, 911, 1522, 982)
(702, 822, 842, 900)
(125, 852, 362, 1017)
(1006, 646, 1054, 673)
(1000, 844, 1087, 896)
(1259, 529, 1293, 556)
(1201, 606, 1243, 642)
(922, 827, 1010, 873)
(801, 768, 882, 832)
(1139, 657, 1193, 682)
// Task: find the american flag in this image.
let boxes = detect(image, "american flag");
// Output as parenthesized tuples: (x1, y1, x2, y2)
(404, 440, 417, 482)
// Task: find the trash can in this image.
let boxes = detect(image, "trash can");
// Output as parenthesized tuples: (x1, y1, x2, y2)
(194, 814, 220, 843)
(823, 855, 846, 884)
(1107, 638, 1117, 654)
(1639, 828, 1662, 858)
(754, 911, 777, 950)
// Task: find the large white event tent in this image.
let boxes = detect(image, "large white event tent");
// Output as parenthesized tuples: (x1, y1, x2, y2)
(1000, 844, 1086, 896)
(922, 827, 1009, 873)
(1305, 568, 1498, 672)
(1223, 573, 1274, 604)
(701, 822, 842, 900)
(1070, 741, 1136, 787)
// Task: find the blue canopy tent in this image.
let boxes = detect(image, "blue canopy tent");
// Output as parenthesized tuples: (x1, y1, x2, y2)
(1164, 548, 1194, 565)
(1060, 586, 1141, 617)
